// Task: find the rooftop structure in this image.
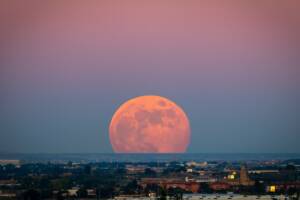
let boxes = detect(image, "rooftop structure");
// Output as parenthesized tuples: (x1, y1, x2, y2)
(183, 194, 291, 200)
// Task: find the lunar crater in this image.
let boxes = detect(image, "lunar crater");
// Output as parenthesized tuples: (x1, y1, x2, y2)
(109, 95, 190, 153)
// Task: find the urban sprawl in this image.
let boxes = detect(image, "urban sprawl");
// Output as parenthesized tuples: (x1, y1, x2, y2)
(0, 158, 299, 199)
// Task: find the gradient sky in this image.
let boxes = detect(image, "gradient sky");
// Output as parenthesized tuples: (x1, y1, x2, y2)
(0, 1, 299, 153)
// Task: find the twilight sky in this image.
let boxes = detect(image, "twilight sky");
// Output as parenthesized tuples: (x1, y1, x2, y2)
(0, 1, 299, 153)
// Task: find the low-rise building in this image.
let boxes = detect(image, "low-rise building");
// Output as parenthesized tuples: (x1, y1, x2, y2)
(209, 182, 231, 191)
(87, 189, 97, 197)
(67, 187, 79, 196)
(183, 194, 290, 200)
(0, 160, 20, 166)
(140, 178, 200, 193)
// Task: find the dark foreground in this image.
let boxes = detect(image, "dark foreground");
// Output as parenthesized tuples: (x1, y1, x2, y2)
(0, 154, 299, 199)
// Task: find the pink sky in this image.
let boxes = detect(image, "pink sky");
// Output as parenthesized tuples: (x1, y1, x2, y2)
(0, 1, 299, 153)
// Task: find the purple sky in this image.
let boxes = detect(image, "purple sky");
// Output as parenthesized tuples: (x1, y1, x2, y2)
(0, 1, 299, 153)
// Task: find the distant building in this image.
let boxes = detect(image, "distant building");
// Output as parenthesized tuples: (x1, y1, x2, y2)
(0, 179, 20, 187)
(209, 182, 231, 191)
(225, 165, 254, 187)
(114, 194, 150, 200)
(248, 169, 279, 174)
(126, 165, 146, 174)
(266, 182, 300, 193)
(185, 176, 216, 183)
(183, 194, 290, 200)
(0, 190, 16, 198)
(140, 178, 200, 193)
(186, 161, 208, 168)
(266, 185, 276, 193)
(67, 187, 79, 196)
(239, 166, 255, 186)
(0, 160, 20, 166)
(87, 189, 97, 197)
(187, 168, 193, 173)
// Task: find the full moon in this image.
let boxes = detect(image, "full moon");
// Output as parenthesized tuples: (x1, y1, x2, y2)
(109, 95, 190, 153)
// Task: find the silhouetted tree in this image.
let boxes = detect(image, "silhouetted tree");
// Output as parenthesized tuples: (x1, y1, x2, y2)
(56, 191, 65, 200)
(84, 165, 92, 175)
(23, 189, 41, 200)
(159, 187, 167, 200)
(145, 168, 156, 176)
(77, 188, 88, 198)
(199, 183, 212, 193)
(144, 183, 161, 194)
(99, 184, 115, 198)
(167, 187, 186, 200)
(253, 180, 265, 194)
(123, 179, 142, 194)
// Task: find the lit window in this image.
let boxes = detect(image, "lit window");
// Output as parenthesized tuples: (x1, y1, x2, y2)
(269, 186, 276, 192)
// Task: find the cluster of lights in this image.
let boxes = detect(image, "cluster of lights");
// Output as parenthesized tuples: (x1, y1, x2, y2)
(227, 171, 236, 180)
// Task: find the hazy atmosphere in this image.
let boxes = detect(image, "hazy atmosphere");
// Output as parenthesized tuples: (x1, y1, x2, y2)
(0, 1, 299, 153)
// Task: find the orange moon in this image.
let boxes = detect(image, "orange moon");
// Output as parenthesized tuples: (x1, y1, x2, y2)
(109, 95, 190, 153)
